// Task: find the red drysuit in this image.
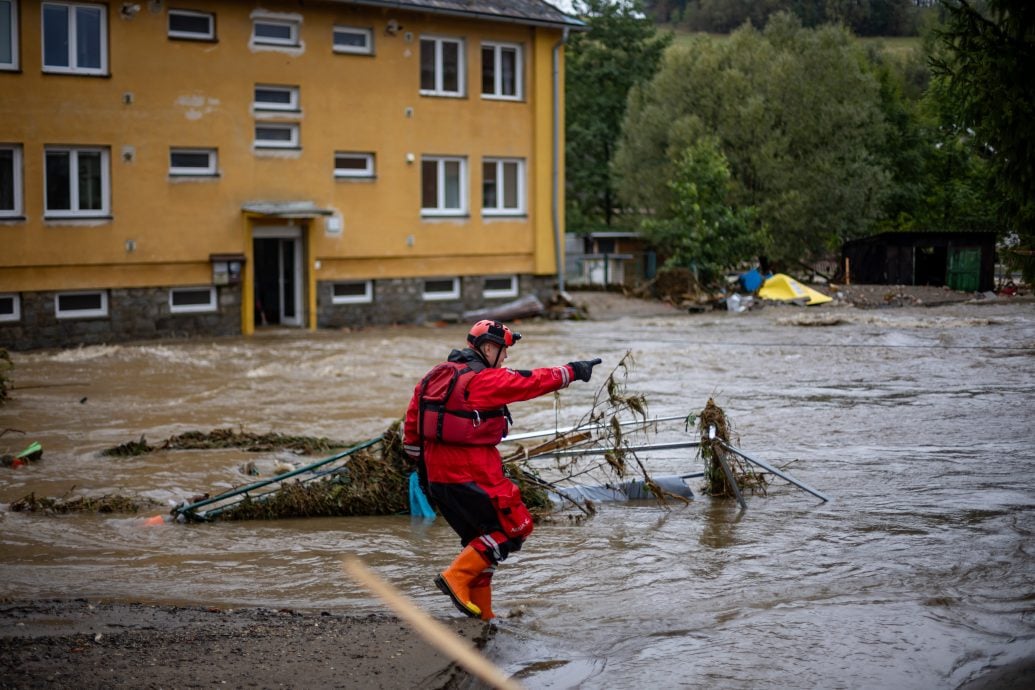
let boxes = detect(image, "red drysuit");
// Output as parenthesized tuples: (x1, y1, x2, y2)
(404, 347, 574, 563)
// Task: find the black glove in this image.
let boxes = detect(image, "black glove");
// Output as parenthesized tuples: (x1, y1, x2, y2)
(568, 358, 602, 383)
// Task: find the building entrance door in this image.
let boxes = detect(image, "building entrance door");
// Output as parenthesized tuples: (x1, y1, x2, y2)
(253, 228, 304, 327)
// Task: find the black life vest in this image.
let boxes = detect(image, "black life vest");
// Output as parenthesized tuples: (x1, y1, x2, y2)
(418, 354, 511, 446)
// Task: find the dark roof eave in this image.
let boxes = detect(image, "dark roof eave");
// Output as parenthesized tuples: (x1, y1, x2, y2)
(339, 0, 588, 30)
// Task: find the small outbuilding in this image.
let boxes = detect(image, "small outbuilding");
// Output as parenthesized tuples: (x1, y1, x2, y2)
(840, 231, 996, 292)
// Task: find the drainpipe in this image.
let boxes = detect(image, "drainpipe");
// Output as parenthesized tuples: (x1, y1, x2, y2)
(552, 27, 570, 293)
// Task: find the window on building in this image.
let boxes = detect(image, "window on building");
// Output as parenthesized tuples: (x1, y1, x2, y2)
(420, 36, 464, 97)
(422, 278, 460, 301)
(169, 148, 217, 176)
(481, 42, 521, 99)
(42, 2, 107, 75)
(333, 26, 372, 55)
(44, 146, 110, 217)
(254, 123, 299, 149)
(482, 158, 525, 215)
(421, 156, 466, 216)
(1, 0, 19, 70)
(169, 286, 216, 313)
(0, 144, 23, 217)
(334, 152, 374, 179)
(0, 293, 20, 323)
(483, 275, 518, 299)
(254, 85, 299, 112)
(331, 280, 373, 304)
(55, 290, 107, 319)
(252, 17, 298, 47)
(168, 9, 215, 40)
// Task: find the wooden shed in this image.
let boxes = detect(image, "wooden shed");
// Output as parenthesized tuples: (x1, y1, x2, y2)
(840, 231, 996, 292)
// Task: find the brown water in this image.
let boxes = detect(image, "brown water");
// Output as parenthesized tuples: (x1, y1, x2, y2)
(2, 303, 1033, 688)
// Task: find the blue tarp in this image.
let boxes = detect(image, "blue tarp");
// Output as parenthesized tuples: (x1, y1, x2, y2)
(739, 268, 764, 293)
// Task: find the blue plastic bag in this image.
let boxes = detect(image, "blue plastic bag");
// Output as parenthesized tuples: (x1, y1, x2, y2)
(408, 471, 436, 519)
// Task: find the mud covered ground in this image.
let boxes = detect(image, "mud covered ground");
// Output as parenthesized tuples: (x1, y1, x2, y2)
(0, 599, 489, 689)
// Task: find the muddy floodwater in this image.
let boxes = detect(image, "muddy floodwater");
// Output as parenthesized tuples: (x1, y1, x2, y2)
(2, 301, 1034, 689)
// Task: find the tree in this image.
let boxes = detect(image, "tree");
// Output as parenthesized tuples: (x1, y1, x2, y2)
(614, 14, 891, 267)
(640, 138, 758, 282)
(565, 0, 671, 232)
(931, 0, 1035, 282)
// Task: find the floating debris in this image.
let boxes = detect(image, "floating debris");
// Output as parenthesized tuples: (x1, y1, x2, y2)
(0, 348, 12, 404)
(101, 429, 352, 457)
(11, 490, 161, 514)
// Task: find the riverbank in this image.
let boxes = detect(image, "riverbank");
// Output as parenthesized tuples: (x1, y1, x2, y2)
(567, 282, 1028, 318)
(2, 598, 1031, 689)
(0, 599, 488, 689)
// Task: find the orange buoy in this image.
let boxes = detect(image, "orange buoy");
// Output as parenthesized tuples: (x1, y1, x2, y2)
(143, 515, 166, 526)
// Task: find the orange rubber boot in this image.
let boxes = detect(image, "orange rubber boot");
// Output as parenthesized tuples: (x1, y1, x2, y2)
(469, 567, 495, 621)
(435, 545, 490, 618)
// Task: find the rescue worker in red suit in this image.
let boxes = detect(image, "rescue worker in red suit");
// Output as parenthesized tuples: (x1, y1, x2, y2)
(404, 320, 601, 620)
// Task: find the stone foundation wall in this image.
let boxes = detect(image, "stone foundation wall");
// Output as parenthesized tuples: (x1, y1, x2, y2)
(0, 286, 241, 351)
(2, 274, 556, 350)
(317, 274, 555, 329)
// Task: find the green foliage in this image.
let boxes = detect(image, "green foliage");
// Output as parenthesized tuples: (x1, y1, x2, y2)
(648, 0, 929, 36)
(931, 0, 1035, 282)
(565, 0, 672, 231)
(615, 14, 891, 267)
(640, 139, 758, 282)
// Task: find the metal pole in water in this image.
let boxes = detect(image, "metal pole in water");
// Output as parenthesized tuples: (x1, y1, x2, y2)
(720, 440, 831, 503)
(710, 425, 747, 510)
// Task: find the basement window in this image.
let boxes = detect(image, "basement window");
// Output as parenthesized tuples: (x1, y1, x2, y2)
(169, 286, 216, 313)
(55, 290, 107, 319)
(422, 277, 460, 301)
(483, 275, 518, 299)
(331, 281, 373, 304)
(0, 293, 20, 322)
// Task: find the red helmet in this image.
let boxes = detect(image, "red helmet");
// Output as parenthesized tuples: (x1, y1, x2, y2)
(467, 320, 521, 347)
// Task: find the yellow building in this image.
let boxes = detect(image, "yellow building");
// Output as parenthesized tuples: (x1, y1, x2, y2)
(0, 0, 582, 350)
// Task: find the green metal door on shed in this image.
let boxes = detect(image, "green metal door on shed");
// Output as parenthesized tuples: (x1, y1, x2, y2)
(947, 247, 981, 292)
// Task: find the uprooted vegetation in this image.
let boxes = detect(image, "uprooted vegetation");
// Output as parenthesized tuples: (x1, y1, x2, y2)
(0, 349, 12, 405)
(102, 428, 351, 457)
(698, 397, 768, 498)
(11, 489, 162, 514)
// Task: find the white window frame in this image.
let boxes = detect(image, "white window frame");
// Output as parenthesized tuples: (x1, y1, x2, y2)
(167, 9, 215, 40)
(483, 275, 518, 299)
(253, 84, 299, 112)
(254, 123, 299, 149)
(333, 25, 372, 55)
(421, 156, 467, 216)
(481, 42, 522, 100)
(331, 280, 373, 304)
(1, 0, 19, 71)
(44, 146, 110, 218)
(41, 2, 108, 75)
(482, 157, 526, 216)
(252, 17, 298, 47)
(0, 144, 23, 217)
(169, 148, 217, 176)
(169, 286, 217, 314)
(420, 35, 465, 97)
(0, 293, 20, 323)
(422, 277, 460, 302)
(55, 290, 108, 319)
(334, 152, 375, 179)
